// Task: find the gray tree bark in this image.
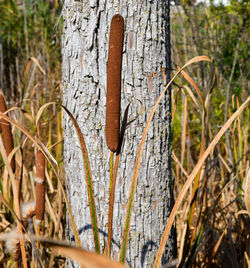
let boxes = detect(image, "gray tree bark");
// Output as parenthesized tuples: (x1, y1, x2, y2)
(62, 1, 176, 267)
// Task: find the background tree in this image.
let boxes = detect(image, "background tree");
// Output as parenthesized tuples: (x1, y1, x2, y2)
(62, 0, 176, 267)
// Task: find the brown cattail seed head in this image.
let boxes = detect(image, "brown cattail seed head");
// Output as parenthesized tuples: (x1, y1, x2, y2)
(35, 150, 45, 223)
(21, 201, 36, 229)
(106, 14, 124, 152)
(0, 93, 15, 172)
(5, 229, 21, 261)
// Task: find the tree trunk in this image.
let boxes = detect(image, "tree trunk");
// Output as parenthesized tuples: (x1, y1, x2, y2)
(62, 1, 176, 267)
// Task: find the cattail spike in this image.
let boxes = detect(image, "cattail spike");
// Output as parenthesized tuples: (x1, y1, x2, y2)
(5, 229, 21, 262)
(106, 14, 124, 152)
(35, 150, 46, 224)
(0, 93, 15, 172)
(21, 201, 36, 229)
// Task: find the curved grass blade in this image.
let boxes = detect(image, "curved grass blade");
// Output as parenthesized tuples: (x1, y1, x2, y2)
(183, 86, 199, 107)
(153, 96, 249, 268)
(35, 102, 56, 127)
(119, 56, 211, 263)
(178, 66, 205, 110)
(61, 104, 100, 254)
(6, 106, 35, 124)
(21, 57, 45, 99)
(0, 234, 129, 268)
(51, 242, 128, 268)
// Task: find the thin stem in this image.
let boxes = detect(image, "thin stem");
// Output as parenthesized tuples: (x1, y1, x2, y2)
(108, 151, 114, 257)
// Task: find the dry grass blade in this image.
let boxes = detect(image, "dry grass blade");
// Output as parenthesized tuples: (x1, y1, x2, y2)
(178, 67, 205, 109)
(188, 110, 206, 238)
(153, 96, 249, 268)
(172, 88, 181, 121)
(21, 57, 45, 99)
(213, 230, 226, 255)
(172, 151, 188, 178)
(6, 106, 35, 124)
(181, 95, 187, 175)
(29, 57, 46, 75)
(0, 111, 56, 165)
(244, 252, 250, 266)
(119, 56, 211, 263)
(183, 86, 199, 107)
(52, 243, 129, 268)
(36, 102, 55, 127)
(0, 234, 129, 268)
(244, 168, 250, 215)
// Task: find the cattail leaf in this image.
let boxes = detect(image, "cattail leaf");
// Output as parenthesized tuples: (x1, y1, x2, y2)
(60, 104, 100, 254)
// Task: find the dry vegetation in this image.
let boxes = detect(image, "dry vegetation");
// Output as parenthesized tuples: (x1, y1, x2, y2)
(0, 0, 249, 267)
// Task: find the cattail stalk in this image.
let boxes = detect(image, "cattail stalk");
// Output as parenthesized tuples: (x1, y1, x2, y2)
(106, 14, 124, 152)
(0, 92, 15, 172)
(106, 14, 124, 258)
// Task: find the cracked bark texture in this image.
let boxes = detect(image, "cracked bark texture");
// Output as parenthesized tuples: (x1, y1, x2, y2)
(62, 1, 176, 267)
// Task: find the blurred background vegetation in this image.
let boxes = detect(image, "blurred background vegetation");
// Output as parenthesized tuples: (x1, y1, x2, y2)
(0, 0, 249, 266)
